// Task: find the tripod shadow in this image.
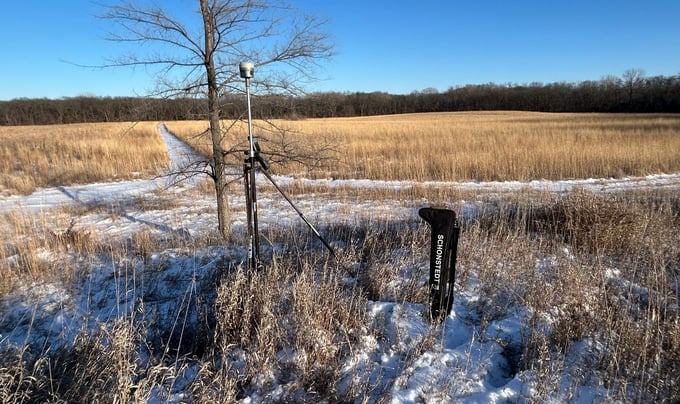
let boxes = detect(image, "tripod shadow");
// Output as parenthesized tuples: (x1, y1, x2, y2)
(56, 185, 81, 205)
(118, 209, 192, 240)
(55, 186, 192, 240)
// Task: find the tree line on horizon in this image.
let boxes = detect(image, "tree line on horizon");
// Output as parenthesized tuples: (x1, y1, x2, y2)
(2, 70, 679, 126)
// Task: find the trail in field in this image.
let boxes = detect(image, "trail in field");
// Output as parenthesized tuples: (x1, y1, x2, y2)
(0, 123, 205, 212)
(2, 123, 680, 213)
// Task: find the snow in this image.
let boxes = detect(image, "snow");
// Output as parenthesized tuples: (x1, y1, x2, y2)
(272, 171, 680, 195)
(1, 123, 678, 402)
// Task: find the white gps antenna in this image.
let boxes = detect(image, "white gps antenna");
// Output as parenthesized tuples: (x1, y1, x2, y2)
(239, 61, 255, 79)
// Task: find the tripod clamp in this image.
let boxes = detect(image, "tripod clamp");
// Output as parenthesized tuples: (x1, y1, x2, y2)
(251, 137, 270, 171)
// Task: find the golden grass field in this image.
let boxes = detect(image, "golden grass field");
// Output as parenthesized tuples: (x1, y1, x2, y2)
(166, 111, 680, 182)
(0, 121, 168, 196)
(1, 112, 679, 402)
(1, 112, 679, 196)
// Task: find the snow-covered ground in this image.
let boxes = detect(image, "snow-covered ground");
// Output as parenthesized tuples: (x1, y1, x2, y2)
(1, 124, 678, 402)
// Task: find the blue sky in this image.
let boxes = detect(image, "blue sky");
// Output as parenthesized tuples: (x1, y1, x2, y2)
(1, 0, 679, 100)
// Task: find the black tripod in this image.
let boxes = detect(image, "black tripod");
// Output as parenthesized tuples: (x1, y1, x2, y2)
(240, 62, 335, 270)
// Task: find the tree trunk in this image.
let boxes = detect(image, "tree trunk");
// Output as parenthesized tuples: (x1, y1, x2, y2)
(201, 0, 231, 238)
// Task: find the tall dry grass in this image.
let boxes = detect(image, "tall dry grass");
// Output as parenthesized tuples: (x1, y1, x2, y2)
(2, 111, 679, 402)
(167, 112, 680, 182)
(1, 189, 678, 402)
(165, 118, 338, 176)
(0, 122, 168, 196)
(2, 112, 677, 197)
(0, 210, 99, 295)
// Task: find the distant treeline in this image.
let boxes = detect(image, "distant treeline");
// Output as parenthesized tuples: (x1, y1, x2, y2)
(2, 72, 679, 125)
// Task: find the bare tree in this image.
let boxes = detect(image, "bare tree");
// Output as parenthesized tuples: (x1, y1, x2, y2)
(103, 0, 333, 237)
(623, 68, 646, 104)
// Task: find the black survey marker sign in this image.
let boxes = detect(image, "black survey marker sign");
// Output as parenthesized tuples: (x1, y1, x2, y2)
(418, 207, 460, 321)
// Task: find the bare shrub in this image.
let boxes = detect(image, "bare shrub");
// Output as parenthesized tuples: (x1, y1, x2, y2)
(485, 189, 680, 402)
(539, 190, 642, 255)
(0, 347, 49, 403)
(211, 250, 368, 401)
(47, 219, 92, 252)
(338, 220, 430, 305)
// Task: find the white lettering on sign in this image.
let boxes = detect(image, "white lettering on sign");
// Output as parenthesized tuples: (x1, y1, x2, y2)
(433, 234, 444, 290)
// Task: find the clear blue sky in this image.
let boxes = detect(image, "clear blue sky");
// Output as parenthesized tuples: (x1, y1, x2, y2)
(1, 0, 679, 100)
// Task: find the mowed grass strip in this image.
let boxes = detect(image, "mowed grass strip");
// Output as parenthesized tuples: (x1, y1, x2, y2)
(167, 111, 680, 182)
(0, 122, 169, 195)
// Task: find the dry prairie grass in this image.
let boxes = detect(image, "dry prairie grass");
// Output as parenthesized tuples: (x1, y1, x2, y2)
(0, 209, 103, 294)
(167, 111, 680, 182)
(160, 120, 215, 158)
(2, 112, 679, 401)
(2, 189, 677, 402)
(165, 118, 338, 176)
(469, 189, 680, 401)
(0, 122, 169, 196)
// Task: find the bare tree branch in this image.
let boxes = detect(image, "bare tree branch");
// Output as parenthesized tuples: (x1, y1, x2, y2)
(103, 0, 334, 237)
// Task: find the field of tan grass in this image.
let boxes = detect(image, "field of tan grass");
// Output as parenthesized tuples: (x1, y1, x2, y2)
(1, 112, 679, 402)
(0, 122, 168, 196)
(3, 112, 675, 198)
(167, 111, 680, 182)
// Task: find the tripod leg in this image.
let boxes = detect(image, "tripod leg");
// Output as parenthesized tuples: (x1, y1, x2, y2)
(250, 160, 260, 264)
(259, 169, 335, 257)
(244, 159, 260, 270)
(244, 162, 254, 269)
(444, 224, 460, 316)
